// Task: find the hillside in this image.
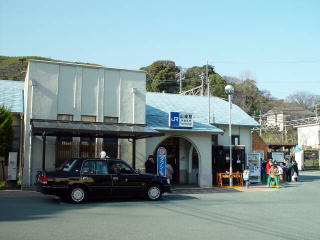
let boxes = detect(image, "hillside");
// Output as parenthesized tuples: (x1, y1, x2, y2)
(0, 56, 100, 81)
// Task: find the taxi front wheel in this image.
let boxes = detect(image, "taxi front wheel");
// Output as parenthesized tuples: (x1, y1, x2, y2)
(146, 184, 162, 201)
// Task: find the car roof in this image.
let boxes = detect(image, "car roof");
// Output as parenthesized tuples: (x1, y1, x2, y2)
(73, 158, 122, 161)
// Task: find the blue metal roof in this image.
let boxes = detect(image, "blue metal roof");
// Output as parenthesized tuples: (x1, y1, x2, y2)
(0, 80, 24, 113)
(146, 92, 259, 133)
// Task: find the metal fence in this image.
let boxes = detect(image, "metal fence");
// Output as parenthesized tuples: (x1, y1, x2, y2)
(56, 141, 120, 167)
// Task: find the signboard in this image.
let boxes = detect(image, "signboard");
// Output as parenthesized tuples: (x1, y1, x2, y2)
(303, 150, 320, 169)
(8, 152, 18, 181)
(169, 112, 193, 128)
(271, 152, 285, 162)
(294, 145, 301, 153)
(247, 153, 261, 183)
(157, 147, 167, 177)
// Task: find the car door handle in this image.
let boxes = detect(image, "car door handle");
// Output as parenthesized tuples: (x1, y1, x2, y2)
(112, 177, 119, 181)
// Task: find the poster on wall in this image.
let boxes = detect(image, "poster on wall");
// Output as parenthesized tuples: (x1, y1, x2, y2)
(271, 152, 285, 162)
(246, 153, 261, 183)
(157, 147, 167, 177)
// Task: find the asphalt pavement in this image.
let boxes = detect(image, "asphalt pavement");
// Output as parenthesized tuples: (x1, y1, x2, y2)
(1, 171, 320, 240)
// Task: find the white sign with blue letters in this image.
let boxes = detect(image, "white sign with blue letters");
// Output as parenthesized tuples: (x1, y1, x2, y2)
(169, 112, 193, 128)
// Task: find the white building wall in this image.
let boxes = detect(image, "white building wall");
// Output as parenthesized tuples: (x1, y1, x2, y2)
(146, 132, 212, 188)
(23, 60, 146, 187)
(298, 125, 320, 149)
(216, 125, 252, 153)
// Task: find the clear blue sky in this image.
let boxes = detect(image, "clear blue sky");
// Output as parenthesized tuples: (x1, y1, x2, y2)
(1, 0, 319, 99)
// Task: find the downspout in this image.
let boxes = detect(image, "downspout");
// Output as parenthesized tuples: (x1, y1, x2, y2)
(132, 88, 137, 124)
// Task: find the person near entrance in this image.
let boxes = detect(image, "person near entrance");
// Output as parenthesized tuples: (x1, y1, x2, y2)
(145, 155, 156, 174)
(166, 160, 174, 183)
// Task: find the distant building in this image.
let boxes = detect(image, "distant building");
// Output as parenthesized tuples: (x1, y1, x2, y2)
(264, 109, 286, 131)
(297, 122, 320, 149)
(0, 80, 24, 178)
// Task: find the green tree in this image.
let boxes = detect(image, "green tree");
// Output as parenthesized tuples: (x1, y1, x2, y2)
(0, 106, 13, 160)
(140, 60, 180, 93)
(209, 73, 227, 98)
(183, 65, 215, 90)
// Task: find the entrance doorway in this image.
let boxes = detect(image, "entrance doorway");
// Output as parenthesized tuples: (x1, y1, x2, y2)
(154, 136, 199, 185)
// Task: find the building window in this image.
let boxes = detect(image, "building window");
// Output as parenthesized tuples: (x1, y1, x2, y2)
(57, 114, 73, 121)
(232, 135, 240, 145)
(81, 115, 96, 122)
(212, 135, 218, 146)
(104, 116, 118, 123)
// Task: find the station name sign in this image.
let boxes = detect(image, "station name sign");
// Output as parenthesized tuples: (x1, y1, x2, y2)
(169, 112, 193, 128)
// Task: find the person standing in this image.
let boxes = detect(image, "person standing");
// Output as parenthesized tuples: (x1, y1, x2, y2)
(145, 155, 157, 174)
(243, 167, 250, 188)
(292, 160, 299, 182)
(278, 162, 284, 182)
(268, 163, 279, 188)
(285, 159, 292, 182)
(266, 159, 272, 185)
(166, 161, 174, 183)
(261, 160, 267, 182)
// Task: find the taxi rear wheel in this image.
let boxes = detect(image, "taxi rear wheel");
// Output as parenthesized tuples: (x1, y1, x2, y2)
(146, 184, 162, 201)
(68, 186, 87, 204)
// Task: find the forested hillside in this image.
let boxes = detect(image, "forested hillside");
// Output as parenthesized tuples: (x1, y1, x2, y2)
(0, 56, 99, 81)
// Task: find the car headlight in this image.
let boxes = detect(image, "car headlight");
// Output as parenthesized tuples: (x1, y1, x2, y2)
(166, 178, 170, 184)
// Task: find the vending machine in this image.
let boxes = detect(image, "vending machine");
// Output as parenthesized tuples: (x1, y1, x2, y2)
(246, 153, 261, 183)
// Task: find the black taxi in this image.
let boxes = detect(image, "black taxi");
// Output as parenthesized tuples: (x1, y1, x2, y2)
(36, 158, 171, 203)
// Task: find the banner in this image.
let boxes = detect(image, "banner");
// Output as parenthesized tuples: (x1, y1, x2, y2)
(157, 147, 167, 177)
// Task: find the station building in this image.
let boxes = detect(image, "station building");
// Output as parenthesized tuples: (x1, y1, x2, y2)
(1, 60, 259, 188)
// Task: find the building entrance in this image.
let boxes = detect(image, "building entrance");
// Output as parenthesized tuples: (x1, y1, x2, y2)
(154, 137, 199, 185)
(212, 145, 246, 185)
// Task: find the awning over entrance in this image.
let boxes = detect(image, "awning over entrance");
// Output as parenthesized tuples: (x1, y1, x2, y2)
(31, 119, 164, 139)
(30, 119, 164, 170)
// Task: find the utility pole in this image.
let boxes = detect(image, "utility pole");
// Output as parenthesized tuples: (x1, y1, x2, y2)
(259, 102, 262, 136)
(201, 73, 204, 96)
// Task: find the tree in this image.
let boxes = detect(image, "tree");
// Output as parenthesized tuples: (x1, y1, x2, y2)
(209, 73, 227, 98)
(286, 91, 320, 109)
(140, 60, 180, 93)
(183, 65, 215, 90)
(0, 106, 13, 160)
(232, 79, 262, 115)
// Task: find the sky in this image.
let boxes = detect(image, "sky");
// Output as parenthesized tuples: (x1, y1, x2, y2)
(1, 0, 319, 99)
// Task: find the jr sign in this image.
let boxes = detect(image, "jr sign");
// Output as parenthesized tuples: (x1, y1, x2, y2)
(157, 147, 167, 177)
(169, 112, 193, 128)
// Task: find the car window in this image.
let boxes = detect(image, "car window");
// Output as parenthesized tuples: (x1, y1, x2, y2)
(108, 161, 134, 174)
(81, 161, 95, 174)
(95, 161, 108, 175)
(59, 159, 77, 172)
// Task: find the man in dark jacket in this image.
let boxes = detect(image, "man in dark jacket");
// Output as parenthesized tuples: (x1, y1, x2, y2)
(145, 155, 157, 174)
